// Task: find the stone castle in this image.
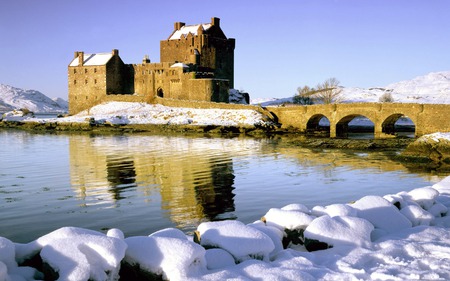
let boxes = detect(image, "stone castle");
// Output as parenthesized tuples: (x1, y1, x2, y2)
(68, 17, 235, 115)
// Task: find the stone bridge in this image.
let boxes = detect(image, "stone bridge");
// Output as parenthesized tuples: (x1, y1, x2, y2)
(269, 103, 450, 139)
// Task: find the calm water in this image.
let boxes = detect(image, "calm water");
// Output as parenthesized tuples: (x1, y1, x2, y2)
(0, 130, 445, 243)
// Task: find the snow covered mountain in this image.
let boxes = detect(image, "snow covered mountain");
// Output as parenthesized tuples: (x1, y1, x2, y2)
(0, 84, 68, 113)
(253, 71, 450, 106)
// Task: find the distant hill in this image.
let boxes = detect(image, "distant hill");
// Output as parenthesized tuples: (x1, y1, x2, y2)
(252, 71, 450, 106)
(0, 84, 68, 113)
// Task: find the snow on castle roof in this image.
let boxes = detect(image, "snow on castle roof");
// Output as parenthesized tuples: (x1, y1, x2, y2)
(169, 23, 212, 40)
(69, 53, 113, 67)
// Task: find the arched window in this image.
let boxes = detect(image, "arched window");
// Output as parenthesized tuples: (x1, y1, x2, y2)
(157, 88, 164, 98)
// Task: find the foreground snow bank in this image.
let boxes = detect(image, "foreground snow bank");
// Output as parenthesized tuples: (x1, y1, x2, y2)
(2, 176, 450, 280)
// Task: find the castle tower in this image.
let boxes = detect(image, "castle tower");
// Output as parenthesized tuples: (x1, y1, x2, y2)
(160, 17, 235, 88)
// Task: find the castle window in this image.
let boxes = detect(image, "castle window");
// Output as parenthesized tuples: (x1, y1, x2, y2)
(74, 80, 77, 85)
(85, 79, 88, 84)
(73, 69, 77, 74)
(85, 69, 88, 73)
(94, 79, 97, 84)
(94, 68, 97, 73)
(86, 96, 88, 100)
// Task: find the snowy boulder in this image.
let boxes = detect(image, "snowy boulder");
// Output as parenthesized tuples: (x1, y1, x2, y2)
(15, 227, 127, 281)
(304, 215, 374, 251)
(262, 208, 314, 231)
(124, 236, 206, 280)
(400, 205, 435, 226)
(407, 186, 439, 210)
(149, 227, 188, 240)
(0, 237, 16, 270)
(262, 208, 315, 247)
(433, 175, 450, 195)
(428, 201, 448, 217)
(281, 203, 310, 213)
(248, 221, 285, 259)
(204, 248, 236, 270)
(196, 220, 275, 262)
(311, 204, 357, 218)
(351, 195, 412, 233)
(0, 237, 41, 281)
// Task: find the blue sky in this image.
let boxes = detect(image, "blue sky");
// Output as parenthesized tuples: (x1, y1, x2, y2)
(1, 0, 449, 100)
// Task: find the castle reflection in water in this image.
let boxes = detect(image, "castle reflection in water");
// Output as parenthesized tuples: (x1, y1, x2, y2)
(68, 135, 243, 230)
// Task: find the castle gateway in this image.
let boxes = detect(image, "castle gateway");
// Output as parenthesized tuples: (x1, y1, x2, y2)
(68, 17, 235, 115)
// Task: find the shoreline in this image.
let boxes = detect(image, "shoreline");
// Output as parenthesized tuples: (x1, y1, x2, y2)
(0, 119, 413, 148)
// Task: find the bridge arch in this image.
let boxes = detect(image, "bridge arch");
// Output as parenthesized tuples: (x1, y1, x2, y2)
(335, 114, 374, 139)
(306, 114, 330, 136)
(382, 114, 415, 138)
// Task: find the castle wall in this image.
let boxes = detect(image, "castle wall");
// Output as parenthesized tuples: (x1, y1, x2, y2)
(68, 65, 108, 115)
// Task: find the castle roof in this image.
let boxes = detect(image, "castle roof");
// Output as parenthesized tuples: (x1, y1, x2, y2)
(169, 24, 212, 40)
(69, 53, 113, 67)
(170, 62, 189, 68)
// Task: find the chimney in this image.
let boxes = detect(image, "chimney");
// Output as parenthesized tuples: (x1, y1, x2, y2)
(174, 22, 185, 30)
(77, 51, 84, 66)
(112, 49, 119, 56)
(211, 17, 220, 27)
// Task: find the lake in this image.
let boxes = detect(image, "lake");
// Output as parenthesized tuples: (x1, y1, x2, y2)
(0, 129, 445, 243)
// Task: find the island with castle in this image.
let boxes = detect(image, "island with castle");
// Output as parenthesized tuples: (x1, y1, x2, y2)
(68, 17, 236, 115)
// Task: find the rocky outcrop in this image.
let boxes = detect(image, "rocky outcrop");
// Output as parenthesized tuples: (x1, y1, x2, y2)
(400, 133, 450, 170)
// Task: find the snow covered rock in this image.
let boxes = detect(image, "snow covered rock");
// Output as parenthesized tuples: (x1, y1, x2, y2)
(400, 205, 435, 226)
(15, 227, 127, 281)
(433, 175, 450, 195)
(204, 248, 235, 270)
(351, 195, 412, 234)
(124, 236, 206, 280)
(407, 186, 439, 210)
(196, 220, 275, 262)
(149, 227, 188, 240)
(262, 208, 314, 231)
(248, 221, 285, 259)
(261, 208, 315, 248)
(311, 204, 357, 217)
(304, 215, 374, 251)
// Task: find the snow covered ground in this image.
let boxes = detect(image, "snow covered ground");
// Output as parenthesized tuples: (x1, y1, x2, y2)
(1, 101, 271, 128)
(2, 176, 450, 280)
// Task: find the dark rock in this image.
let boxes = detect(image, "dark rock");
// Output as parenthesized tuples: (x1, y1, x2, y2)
(304, 237, 333, 252)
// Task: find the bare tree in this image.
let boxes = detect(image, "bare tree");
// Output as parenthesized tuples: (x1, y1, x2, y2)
(314, 77, 343, 104)
(293, 85, 315, 105)
(379, 91, 394, 103)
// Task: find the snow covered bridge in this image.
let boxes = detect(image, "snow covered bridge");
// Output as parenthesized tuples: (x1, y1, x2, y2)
(269, 103, 450, 138)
